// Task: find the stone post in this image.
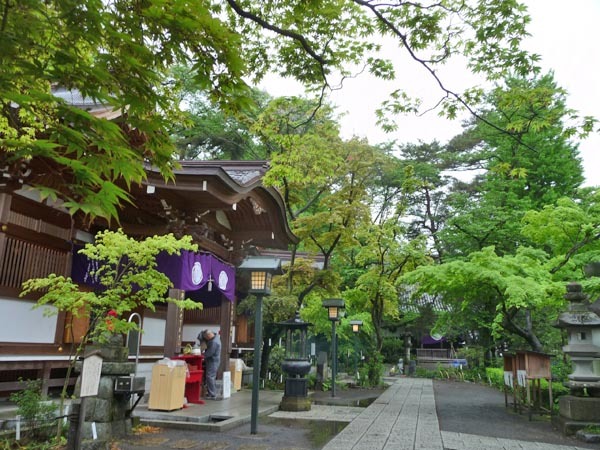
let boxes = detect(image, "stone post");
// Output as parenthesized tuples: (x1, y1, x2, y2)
(70, 337, 138, 450)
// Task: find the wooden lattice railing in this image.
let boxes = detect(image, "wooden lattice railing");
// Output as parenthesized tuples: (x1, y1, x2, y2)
(0, 235, 70, 289)
(416, 348, 453, 360)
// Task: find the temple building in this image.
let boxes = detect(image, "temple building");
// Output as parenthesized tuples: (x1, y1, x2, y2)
(0, 93, 297, 396)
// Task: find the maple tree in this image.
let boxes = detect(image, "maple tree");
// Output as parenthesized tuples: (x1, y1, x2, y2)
(1, 0, 558, 221)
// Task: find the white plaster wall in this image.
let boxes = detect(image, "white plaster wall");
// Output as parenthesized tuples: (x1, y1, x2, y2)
(140, 317, 166, 346)
(0, 298, 58, 343)
(182, 324, 220, 343)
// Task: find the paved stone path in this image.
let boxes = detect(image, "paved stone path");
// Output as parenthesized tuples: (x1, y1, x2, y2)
(317, 378, 592, 450)
(272, 404, 362, 423)
(441, 431, 592, 450)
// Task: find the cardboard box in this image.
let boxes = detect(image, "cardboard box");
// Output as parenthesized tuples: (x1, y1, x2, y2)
(148, 364, 186, 411)
(230, 361, 242, 391)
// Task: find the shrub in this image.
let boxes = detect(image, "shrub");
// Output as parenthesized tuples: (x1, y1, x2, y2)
(9, 379, 58, 440)
(551, 358, 572, 381)
(456, 346, 486, 368)
(380, 337, 404, 364)
(358, 353, 384, 387)
(414, 366, 436, 378)
(265, 344, 286, 389)
(485, 367, 505, 390)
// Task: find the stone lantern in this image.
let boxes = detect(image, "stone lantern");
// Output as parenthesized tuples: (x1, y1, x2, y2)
(554, 281, 600, 436)
(557, 282, 600, 394)
(278, 312, 312, 411)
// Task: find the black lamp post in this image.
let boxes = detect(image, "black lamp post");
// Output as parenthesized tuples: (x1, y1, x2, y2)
(349, 320, 362, 380)
(322, 298, 344, 398)
(239, 256, 282, 435)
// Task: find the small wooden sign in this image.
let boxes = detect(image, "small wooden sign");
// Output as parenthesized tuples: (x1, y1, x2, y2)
(80, 352, 103, 397)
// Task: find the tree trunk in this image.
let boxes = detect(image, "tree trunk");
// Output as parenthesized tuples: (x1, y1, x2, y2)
(503, 308, 544, 352)
(260, 336, 271, 380)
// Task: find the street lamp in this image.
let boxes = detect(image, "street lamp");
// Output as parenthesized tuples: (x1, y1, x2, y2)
(322, 298, 344, 398)
(238, 256, 282, 435)
(350, 320, 363, 333)
(349, 320, 362, 380)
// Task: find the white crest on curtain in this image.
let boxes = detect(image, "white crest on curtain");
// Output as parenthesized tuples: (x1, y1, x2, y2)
(218, 270, 229, 290)
(191, 261, 203, 285)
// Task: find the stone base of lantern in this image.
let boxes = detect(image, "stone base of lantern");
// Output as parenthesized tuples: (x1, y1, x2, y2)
(285, 378, 308, 397)
(280, 395, 312, 411)
(553, 395, 600, 436)
(279, 378, 311, 411)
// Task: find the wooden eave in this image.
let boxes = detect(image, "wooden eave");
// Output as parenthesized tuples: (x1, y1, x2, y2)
(114, 160, 298, 255)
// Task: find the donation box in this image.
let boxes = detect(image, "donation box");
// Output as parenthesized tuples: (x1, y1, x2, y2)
(148, 363, 186, 411)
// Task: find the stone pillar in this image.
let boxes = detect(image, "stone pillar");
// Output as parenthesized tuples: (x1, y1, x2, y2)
(316, 351, 328, 390)
(71, 339, 138, 450)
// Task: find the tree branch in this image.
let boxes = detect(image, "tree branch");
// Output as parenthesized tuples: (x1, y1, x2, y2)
(225, 0, 328, 69)
(550, 229, 600, 274)
(1, 0, 11, 34)
(351, 0, 538, 153)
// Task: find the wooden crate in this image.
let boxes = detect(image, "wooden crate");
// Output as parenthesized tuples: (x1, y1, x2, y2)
(148, 364, 186, 411)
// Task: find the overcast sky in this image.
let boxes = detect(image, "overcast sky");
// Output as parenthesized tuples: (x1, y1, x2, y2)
(260, 0, 600, 187)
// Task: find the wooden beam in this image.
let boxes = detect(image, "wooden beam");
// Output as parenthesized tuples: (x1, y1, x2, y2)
(219, 296, 232, 376)
(0, 193, 12, 273)
(164, 289, 184, 357)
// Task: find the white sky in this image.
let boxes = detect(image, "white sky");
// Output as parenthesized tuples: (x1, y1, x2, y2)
(259, 0, 600, 187)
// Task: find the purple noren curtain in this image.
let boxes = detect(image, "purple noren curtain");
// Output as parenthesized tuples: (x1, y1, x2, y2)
(157, 251, 235, 301)
(72, 248, 236, 302)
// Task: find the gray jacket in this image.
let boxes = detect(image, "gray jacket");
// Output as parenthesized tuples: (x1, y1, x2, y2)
(203, 333, 221, 365)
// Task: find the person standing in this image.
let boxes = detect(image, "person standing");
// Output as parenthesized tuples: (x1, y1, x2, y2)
(201, 329, 221, 399)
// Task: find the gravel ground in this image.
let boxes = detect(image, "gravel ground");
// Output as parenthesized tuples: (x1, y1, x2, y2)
(433, 379, 599, 449)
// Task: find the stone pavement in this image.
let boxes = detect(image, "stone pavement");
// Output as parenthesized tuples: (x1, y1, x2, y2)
(311, 378, 594, 450)
(272, 404, 363, 423)
(441, 431, 595, 450)
(3, 377, 594, 450)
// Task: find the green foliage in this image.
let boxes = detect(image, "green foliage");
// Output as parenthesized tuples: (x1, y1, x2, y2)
(9, 379, 58, 440)
(485, 367, 506, 391)
(358, 353, 384, 387)
(412, 364, 485, 383)
(401, 246, 564, 352)
(456, 346, 487, 368)
(551, 358, 573, 382)
(306, 372, 318, 390)
(21, 229, 200, 345)
(414, 366, 437, 379)
(582, 425, 600, 435)
(522, 192, 600, 283)
(265, 344, 286, 390)
(439, 74, 585, 259)
(169, 68, 270, 160)
(5, 0, 592, 225)
(0, 0, 252, 221)
(380, 337, 404, 364)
